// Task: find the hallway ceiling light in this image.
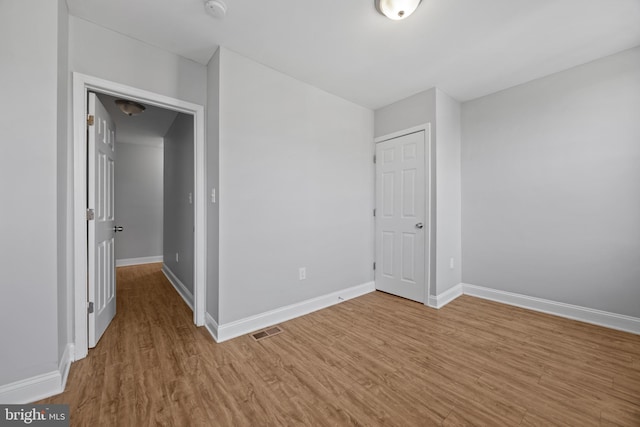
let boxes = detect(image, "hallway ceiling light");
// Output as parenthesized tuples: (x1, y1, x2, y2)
(115, 99, 146, 116)
(375, 0, 422, 20)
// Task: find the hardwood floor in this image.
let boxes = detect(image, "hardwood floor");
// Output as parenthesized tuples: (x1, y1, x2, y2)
(38, 263, 640, 426)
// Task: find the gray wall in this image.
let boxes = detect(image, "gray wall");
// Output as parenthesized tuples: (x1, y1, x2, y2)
(163, 114, 195, 294)
(0, 0, 66, 386)
(206, 48, 221, 322)
(374, 89, 436, 138)
(434, 89, 462, 294)
(217, 48, 374, 324)
(69, 16, 207, 107)
(114, 143, 164, 261)
(374, 88, 462, 297)
(56, 0, 70, 365)
(461, 46, 640, 318)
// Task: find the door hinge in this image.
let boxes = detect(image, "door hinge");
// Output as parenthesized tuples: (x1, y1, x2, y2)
(86, 208, 95, 221)
(88, 301, 94, 314)
(87, 114, 94, 126)
(373, 262, 376, 271)
(373, 154, 377, 164)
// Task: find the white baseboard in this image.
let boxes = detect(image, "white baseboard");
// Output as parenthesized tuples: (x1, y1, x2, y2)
(212, 281, 376, 343)
(0, 372, 62, 404)
(0, 343, 74, 404)
(162, 265, 194, 310)
(462, 283, 640, 335)
(428, 284, 463, 309)
(58, 343, 73, 393)
(205, 312, 219, 342)
(425, 282, 640, 335)
(116, 256, 163, 267)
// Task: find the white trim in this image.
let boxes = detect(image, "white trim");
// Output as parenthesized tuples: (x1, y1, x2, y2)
(72, 73, 206, 360)
(162, 264, 194, 310)
(58, 343, 74, 393)
(205, 312, 219, 342)
(193, 95, 207, 327)
(428, 284, 463, 309)
(374, 123, 432, 144)
(462, 284, 640, 335)
(374, 123, 432, 304)
(210, 282, 376, 343)
(116, 256, 163, 267)
(0, 372, 61, 404)
(0, 344, 74, 404)
(418, 282, 640, 335)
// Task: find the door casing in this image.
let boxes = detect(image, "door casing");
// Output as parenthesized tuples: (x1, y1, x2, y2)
(373, 123, 432, 305)
(72, 72, 207, 360)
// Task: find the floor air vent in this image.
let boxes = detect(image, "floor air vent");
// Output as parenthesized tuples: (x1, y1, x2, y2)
(251, 326, 283, 341)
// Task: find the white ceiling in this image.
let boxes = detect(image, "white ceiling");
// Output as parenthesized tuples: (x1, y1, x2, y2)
(97, 93, 178, 146)
(69, 0, 640, 109)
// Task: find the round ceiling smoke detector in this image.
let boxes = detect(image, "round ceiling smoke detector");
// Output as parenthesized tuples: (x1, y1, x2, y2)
(205, 0, 227, 19)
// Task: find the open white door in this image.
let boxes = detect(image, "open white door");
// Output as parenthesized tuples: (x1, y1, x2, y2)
(88, 92, 117, 347)
(375, 131, 427, 302)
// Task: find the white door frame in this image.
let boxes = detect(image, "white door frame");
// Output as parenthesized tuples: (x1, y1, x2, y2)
(72, 72, 207, 360)
(374, 123, 432, 304)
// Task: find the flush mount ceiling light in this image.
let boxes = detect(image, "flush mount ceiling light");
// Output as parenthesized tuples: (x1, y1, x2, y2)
(115, 99, 146, 116)
(375, 0, 422, 20)
(205, 0, 227, 19)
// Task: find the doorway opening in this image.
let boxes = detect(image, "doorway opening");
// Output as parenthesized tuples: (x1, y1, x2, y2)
(93, 92, 196, 335)
(72, 73, 206, 360)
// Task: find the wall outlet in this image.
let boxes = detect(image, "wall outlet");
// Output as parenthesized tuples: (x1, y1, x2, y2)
(210, 188, 216, 204)
(299, 267, 306, 280)
(176, 253, 179, 263)
(188, 192, 193, 204)
(449, 257, 454, 269)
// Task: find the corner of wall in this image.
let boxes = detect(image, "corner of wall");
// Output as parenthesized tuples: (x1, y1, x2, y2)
(205, 44, 221, 324)
(434, 88, 462, 296)
(57, 0, 71, 367)
(428, 283, 464, 309)
(205, 312, 219, 342)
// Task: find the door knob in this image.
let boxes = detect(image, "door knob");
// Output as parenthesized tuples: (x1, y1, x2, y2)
(114, 226, 124, 232)
(415, 222, 424, 229)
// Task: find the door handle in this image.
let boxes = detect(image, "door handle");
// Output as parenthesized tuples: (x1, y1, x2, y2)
(415, 222, 424, 229)
(114, 226, 124, 233)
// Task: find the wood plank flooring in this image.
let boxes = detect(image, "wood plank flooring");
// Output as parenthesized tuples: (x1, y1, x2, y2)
(38, 263, 640, 426)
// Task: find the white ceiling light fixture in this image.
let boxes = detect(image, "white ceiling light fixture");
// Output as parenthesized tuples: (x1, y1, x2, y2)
(205, 0, 227, 19)
(375, 0, 422, 20)
(115, 99, 146, 116)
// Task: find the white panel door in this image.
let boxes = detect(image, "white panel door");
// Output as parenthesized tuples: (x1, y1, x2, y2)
(375, 131, 427, 302)
(88, 92, 117, 347)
